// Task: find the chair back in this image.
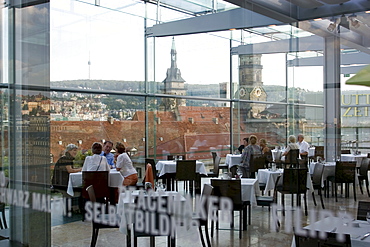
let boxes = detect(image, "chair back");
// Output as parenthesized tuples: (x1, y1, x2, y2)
(367, 153, 370, 158)
(212, 156, 221, 177)
(211, 179, 242, 209)
(82, 171, 109, 199)
(282, 168, 308, 194)
(314, 146, 325, 161)
(359, 158, 369, 176)
(335, 161, 356, 183)
(144, 158, 157, 181)
(341, 150, 351, 154)
(295, 230, 351, 247)
(211, 151, 217, 164)
(167, 155, 175, 160)
(250, 154, 266, 172)
(312, 163, 324, 186)
(263, 150, 273, 166)
(286, 149, 299, 167)
(357, 201, 370, 221)
(176, 160, 196, 181)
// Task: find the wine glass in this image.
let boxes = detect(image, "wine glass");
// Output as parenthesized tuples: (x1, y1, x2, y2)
(366, 212, 370, 224)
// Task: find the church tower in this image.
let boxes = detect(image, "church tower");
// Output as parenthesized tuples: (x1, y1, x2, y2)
(160, 38, 186, 110)
(237, 54, 267, 118)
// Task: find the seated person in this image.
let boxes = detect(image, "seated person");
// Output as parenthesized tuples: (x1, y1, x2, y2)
(82, 142, 111, 171)
(51, 144, 82, 194)
(237, 137, 249, 153)
(115, 142, 138, 186)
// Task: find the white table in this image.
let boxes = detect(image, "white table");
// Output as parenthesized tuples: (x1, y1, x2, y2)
(257, 168, 314, 194)
(67, 169, 124, 196)
(257, 169, 284, 195)
(201, 177, 260, 206)
(225, 154, 242, 168)
(291, 217, 370, 247)
(308, 147, 315, 157)
(341, 154, 367, 167)
(156, 160, 207, 177)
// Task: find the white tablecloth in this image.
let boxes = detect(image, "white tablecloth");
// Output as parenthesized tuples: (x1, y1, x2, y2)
(225, 154, 242, 168)
(257, 169, 284, 195)
(257, 169, 314, 194)
(308, 147, 315, 157)
(201, 177, 260, 206)
(291, 217, 370, 247)
(67, 169, 124, 196)
(341, 154, 367, 167)
(156, 160, 207, 177)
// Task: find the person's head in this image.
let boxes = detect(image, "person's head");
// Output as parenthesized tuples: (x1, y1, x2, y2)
(297, 134, 304, 143)
(115, 142, 126, 154)
(91, 142, 103, 155)
(249, 135, 257, 145)
(288, 135, 296, 143)
(243, 137, 249, 146)
(102, 141, 113, 154)
(65, 144, 78, 158)
(260, 138, 267, 147)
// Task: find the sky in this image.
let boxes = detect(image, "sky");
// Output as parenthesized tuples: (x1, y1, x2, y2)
(48, 0, 368, 93)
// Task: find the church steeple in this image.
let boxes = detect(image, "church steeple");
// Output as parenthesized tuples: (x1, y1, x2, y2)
(171, 37, 177, 69)
(160, 37, 187, 110)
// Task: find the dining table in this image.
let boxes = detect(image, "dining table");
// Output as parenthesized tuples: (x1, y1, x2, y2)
(291, 217, 370, 247)
(225, 154, 242, 168)
(257, 168, 284, 195)
(257, 168, 314, 195)
(67, 169, 124, 196)
(201, 177, 260, 206)
(155, 160, 207, 177)
(341, 154, 367, 167)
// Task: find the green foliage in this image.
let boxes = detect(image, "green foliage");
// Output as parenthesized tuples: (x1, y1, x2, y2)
(73, 149, 93, 167)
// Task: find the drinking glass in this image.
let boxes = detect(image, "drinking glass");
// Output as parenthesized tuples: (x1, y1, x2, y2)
(156, 182, 166, 192)
(366, 212, 370, 224)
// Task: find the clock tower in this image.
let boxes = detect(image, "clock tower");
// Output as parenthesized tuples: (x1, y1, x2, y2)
(237, 54, 267, 118)
(160, 37, 186, 110)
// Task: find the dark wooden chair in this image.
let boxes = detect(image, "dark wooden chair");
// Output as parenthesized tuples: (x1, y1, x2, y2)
(212, 151, 228, 173)
(249, 154, 266, 178)
(175, 160, 197, 194)
(311, 163, 325, 209)
(194, 184, 214, 247)
(85, 185, 119, 247)
(327, 161, 357, 202)
(82, 171, 110, 201)
(358, 158, 370, 197)
(314, 146, 325, 162)
(277, 168, 308, 216)
(0, 178, 9, 229)
(284, 149, 300, 168)
(211, 179, 250, 239)
(357, 200, 370, 221)
(207, 155, 221, 178)
(295, 230, 351, 247)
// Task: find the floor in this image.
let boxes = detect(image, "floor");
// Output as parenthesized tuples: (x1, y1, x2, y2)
(50, 180, 369, 247)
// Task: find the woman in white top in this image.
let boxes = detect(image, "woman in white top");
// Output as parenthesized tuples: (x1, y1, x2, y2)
(115, 142, 138, 186)
(82, 142, 111, 171)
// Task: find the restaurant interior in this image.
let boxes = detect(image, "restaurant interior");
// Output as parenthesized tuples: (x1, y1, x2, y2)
(1, 0, 370, 246)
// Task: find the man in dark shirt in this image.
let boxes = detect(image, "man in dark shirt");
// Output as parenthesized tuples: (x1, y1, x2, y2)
(238, 137, 249, 153)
